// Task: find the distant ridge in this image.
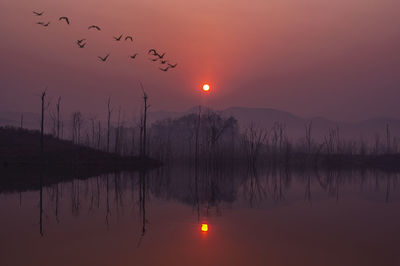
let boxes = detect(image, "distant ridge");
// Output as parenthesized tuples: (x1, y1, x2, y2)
(2, 107, 400, 141)
(149, 106, 400, 141)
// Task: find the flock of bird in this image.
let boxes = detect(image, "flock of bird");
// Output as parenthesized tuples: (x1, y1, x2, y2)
(33, 11, 178, 72)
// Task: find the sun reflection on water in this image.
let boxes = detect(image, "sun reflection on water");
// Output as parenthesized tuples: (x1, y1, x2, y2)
(201, 223, 209, 232)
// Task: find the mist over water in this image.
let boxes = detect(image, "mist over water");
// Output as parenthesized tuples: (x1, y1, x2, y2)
(2, 0, 400, 265)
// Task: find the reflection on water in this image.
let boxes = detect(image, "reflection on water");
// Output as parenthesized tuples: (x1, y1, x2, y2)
(1, 166, 400, 266)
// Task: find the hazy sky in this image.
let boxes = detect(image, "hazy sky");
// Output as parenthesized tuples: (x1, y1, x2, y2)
(1, 0, 400, 121)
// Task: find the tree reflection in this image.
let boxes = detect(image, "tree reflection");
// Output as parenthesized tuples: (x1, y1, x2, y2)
(106, 174, 110, 228)
(137, 170, 148, 247)
(24, 166, 400, 237)
(39, 173, 43, 236)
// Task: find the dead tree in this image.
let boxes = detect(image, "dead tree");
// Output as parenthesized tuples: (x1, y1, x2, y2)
(195, 106, 202, 166)
(20, 113, 24, 129)
(107, 97, 113, 153)
(138, 116, 143, 156)
(56, 96, 61, 139)
(242, 123, 268, 165)
(115, 106, 121, 154)
(305, 121, 313, 154)
(131, 126, 136, 156)
(49, 107, 57, 136)
(97, 121, 101, 149)
(61, 121, 64, 139)
(140, 82, 149, 158)
(386, 123, 391, 154)
(40, 89, 47, 157)
(72, 112, 83, 144)
(89, 116, 97, 148)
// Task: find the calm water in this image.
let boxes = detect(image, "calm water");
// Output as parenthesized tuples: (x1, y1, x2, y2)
(1, 167, 399, 266)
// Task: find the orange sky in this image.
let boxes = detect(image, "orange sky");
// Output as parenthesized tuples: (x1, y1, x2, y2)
(1, 0, 400, 120)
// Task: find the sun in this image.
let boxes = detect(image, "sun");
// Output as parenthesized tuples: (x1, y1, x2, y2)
(201, 223, 209, 232)
(202, 83, 210, 92)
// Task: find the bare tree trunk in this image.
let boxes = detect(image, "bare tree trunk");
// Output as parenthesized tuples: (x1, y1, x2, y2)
(39, 174, 43, 236)
(77, 116, 81, 144)
(97, 121, 101, 149)
(131, 127, 135, 156)
(20, 113, 24, 129)
(305, 121, 312, 154)
(140, 82, 149, 158)
(40, 89, 46, 158)
(56, 96, 61, 139)
(90, 117, 96, 148)
(195, 106, 201, 166)
(143, 95, 148, 157)
(139, 116, 143, 156)
(107, 97, 112, 153)
(386, 123, 391, 154)
(115, 106, 121, 154)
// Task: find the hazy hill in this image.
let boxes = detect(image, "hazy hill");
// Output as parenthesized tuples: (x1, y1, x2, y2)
(149, 106, 400, 141)
(2, 107, 400, 142)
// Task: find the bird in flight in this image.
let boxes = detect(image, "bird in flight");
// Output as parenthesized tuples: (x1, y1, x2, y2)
(149, 58, 158, 62)
(98, 54, 110, 62)
(125, 36, 133, 42)
(159, 66, 170, 72)
(167, 63, 178, 68)
(77, 40, 87, 48)
(33, 11, 44, 16)
(160, 60, 167, 64)
(148, 49, 157, 55)
(77, 42, 87, 48)
(59, 17, 70, 25)
(156, 52, 166, 59)
(37, 22, 50, 27)
(113, 34, 123, 41)
(130, 53, 138, 59)
(88, 25, 101, 31)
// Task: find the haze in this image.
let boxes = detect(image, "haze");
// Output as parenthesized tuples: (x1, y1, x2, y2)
(1, 0, 400, 121)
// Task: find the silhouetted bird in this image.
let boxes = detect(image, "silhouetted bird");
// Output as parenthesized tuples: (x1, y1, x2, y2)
(98, 54, 110, 62)
(167, 63, 178, 68)
(77, 39, 86, 44)
(160, 60, 167, 64)
(156, 52, 166, 59)
(130, 53, 138, 59)
(88, 25, 101, 31)
(37, 22, 50, 27)
(77, 41, 86, 48)
(159, 66, 170, 72)
(149, 58, 158, 62)
(148, 49, 157, 55)
(33, 11, 44, 16)
(113, 34, 123, 41)
(125, 36, 133, 41)
(59, 17, 70, 25)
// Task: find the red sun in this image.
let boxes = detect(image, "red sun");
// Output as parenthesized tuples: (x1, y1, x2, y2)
(201, 223, 209, 232)
(202, 84, 210, 92)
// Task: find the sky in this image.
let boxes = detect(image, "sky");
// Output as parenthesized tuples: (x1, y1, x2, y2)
(1, 0, 400, 121)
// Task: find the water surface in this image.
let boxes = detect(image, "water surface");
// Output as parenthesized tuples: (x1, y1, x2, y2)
(1, 167, 399, 266)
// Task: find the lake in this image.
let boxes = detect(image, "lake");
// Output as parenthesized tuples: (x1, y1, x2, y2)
(1, 166, 399, 266)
